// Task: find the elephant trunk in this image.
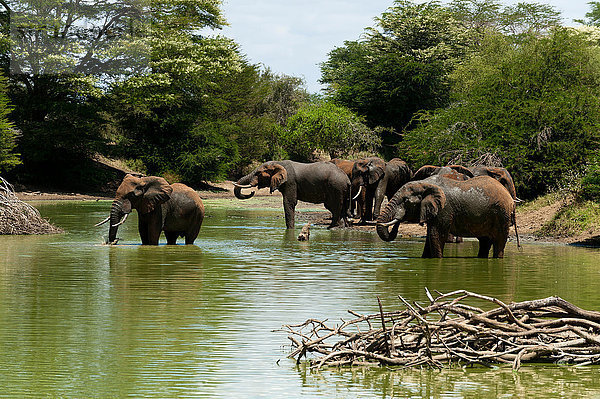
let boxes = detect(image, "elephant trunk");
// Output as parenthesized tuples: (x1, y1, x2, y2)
(234, 173, 256, 200)
(376, 195, 401, 242)
(107, 199, 128, 244)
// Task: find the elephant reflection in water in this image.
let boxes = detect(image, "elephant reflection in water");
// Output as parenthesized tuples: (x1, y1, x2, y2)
(96, 174, 204, 245)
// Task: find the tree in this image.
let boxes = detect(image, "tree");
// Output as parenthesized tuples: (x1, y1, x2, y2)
(321, 0, 468, 134)
(0, 73, 19, 172)
(283, 100, 381, 161)
(400, 29, 600, 199)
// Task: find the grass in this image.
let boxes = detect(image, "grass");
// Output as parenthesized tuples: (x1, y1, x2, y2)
(537, 199, 600, 238)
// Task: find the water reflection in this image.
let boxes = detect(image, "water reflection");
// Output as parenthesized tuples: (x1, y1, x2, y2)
(0, 200, 599, 397)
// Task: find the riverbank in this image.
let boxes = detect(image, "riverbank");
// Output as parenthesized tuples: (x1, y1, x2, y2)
(15, 181, 600, 246)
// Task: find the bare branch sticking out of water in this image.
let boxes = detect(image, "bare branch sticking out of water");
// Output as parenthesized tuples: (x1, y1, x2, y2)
(280, 289, 600, 371)
(0, 177, 62, 235)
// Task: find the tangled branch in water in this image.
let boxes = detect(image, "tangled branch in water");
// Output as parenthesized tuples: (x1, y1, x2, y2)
(0, 177, 62, 235)
(280, 289, 600, 371)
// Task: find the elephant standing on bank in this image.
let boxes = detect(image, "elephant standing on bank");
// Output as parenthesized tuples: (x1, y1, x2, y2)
(376, 175, 514, 258)
(96, 174, 205, 245)
(234, 160, 350, 229)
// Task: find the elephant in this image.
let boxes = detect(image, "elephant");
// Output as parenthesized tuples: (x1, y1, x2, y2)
(330, 158, 362, 218)
(350, 157, 386, 223)
(413, 164, 519, 201)
(233, 160, 350, 229)
(95, 174, 205, 245)
(373, 158, 413, 220)
(376, 174, 515, 258)
(412, 164, 473, 182)
(467, 166, 519, 201)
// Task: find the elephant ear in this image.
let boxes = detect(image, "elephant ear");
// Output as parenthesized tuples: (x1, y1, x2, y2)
(412, 165, 440, 181)
(367, 161, 385, 185)
(410, 183, 446, 225)
(270, 164, 288, 194)
(140, 177, 173, 214)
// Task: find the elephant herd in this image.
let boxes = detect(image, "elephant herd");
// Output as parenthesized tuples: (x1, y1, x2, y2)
(96, 158, 520, 258)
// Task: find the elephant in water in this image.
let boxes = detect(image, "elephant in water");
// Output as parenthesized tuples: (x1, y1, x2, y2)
(376, 174, 515, 258)
(234, 160, 350, 229)
(96, 174, 204, 245)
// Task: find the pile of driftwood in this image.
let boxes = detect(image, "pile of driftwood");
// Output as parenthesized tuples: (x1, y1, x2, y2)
(0, 177, 62, 235)
(282, 289, 600, 371)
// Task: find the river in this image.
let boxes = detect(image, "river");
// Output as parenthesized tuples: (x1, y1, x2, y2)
(1, 199, 599, 397)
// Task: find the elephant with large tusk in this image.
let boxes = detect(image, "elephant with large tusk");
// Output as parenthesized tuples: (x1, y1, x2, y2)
(234, 160, 351, 229)
(376, 174, 514, 258)
(96, 174, 204, 245)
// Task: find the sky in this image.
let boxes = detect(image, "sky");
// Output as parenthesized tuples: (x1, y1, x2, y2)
(218, 0, 591, 93)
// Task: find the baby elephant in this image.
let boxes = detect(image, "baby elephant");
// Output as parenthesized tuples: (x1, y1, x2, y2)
(96, 174, 204, 245)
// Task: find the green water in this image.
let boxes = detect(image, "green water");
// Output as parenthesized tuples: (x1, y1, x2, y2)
(1, 199, 600, 398)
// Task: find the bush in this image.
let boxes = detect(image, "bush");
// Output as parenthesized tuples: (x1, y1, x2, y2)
(283, 101, 381, 161)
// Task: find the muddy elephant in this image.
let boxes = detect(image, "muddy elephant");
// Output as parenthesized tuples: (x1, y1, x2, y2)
(467, 166, 519, 201)
(96, 174, 204, 245)
(376, 175, 514, 258)
(350, 157, 386, 223)
(234, 160, 350, 229)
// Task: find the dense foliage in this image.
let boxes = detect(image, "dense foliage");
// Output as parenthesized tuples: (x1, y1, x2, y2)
(1, 0, 600, 205)
(400, 29, 600, 199)
(0, 73, 19, 172)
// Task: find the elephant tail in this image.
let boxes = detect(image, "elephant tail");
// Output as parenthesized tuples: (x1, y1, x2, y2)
(512, 210, 521, 250)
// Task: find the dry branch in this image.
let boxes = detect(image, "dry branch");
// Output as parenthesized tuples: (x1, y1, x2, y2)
(280, 289, 600, 371)
(0, 177, 62, 235)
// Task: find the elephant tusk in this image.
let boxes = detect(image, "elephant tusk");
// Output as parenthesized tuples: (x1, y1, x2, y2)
(111, 213, 129, 227)
(352, 186, 363, 200)
(94, 216, 110, 227)
(233, 182, 254, 189)
(377, 218, 400, 227)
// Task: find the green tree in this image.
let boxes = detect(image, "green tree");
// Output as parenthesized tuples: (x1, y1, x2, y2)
(0, 72, 19, 172)
(401, 29, 600, 199)
(283, 100, 381, 162)
(321, 0, 468, 134)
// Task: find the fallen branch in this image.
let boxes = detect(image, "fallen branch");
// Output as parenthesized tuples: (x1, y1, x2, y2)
(279, 289, 600, 371)
(0, 177, 62, 235)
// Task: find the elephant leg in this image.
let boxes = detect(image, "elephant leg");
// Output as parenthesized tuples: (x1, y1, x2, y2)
(146, 212, 163, 245)
(165, 231, 179, 245)
(282, 196, 297, 229)
(477, 237, 493, 258)
(138, 219, 150, 245)
(424, 225, 446, 258)
(373, 179, 386, 220)
(492, 236, 507, 258)
(423, 224, 448, 258)
(362, 188, 375, 222)
(325, 200, 346, 229)
(185, 217, 202, 245)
